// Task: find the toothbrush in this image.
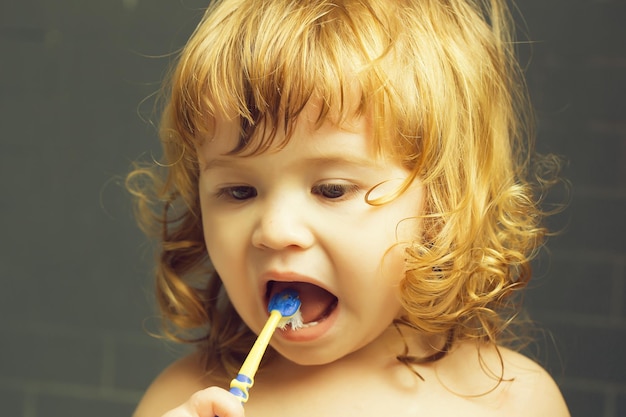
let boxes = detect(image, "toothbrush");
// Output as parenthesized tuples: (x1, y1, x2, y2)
(228, 289, 303, 404)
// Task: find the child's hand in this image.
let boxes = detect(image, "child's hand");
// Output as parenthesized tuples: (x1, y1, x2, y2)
(161, 387, 245, 417)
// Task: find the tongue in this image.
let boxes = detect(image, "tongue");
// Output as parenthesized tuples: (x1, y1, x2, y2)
(268, 281, 337, 323)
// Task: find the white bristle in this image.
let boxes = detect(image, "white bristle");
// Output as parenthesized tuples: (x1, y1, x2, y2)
(278, 309, 303, 331)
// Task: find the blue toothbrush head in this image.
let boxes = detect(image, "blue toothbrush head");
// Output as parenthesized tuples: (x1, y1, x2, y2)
(268, 289, 303, 330)
(268, 288, 301, 316)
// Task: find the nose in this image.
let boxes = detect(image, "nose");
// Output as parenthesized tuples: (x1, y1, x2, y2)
(251, 195, 315, 251)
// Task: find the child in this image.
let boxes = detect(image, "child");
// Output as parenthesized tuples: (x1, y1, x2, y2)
(128, 0, 570, 416)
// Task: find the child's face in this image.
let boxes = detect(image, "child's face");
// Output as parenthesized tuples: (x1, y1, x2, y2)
(196, 103, 423, 365)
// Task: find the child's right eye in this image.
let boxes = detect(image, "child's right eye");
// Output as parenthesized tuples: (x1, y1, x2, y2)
(217, 186, 257, 200)
(311, 183, 359, 200)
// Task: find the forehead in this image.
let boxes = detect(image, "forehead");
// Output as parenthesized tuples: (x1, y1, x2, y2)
(196, 97, 371, 159)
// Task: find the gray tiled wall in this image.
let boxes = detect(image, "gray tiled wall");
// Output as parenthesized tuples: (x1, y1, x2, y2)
(517, 1, 626, 415)
(1, 1, 624, 416)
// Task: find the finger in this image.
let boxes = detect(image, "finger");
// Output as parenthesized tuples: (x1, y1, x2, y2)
(183, 386, 245, 417)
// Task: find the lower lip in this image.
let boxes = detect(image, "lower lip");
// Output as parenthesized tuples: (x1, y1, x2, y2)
(275, 305, 339, 343)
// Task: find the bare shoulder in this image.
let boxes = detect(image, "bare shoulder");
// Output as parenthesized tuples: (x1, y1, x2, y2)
(498, 346, 571, 416)
(133, 350, 217, 417)
(436, 342, 570, 417)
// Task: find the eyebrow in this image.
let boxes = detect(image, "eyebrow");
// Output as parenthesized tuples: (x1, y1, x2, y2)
(200, 158, 238, 171)
(201, 154, 381, 172)
(306, 155, 379, 168)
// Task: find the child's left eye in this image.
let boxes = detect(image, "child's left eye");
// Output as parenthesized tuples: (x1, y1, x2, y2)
(311, 183, 359, 199)
(216, 185, 258, 200)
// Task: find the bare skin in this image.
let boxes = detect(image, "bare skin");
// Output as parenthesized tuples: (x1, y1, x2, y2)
(134, 329, 570, 417)
(134, 107, 570, 417)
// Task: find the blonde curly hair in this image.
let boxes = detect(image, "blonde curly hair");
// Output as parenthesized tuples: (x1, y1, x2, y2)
(127, 0, 560, 374)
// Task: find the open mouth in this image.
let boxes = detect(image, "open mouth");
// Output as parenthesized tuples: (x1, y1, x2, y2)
(266, 280, 338, 327)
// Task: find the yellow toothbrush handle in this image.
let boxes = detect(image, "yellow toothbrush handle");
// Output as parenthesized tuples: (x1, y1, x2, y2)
(229, 310, 282, 403)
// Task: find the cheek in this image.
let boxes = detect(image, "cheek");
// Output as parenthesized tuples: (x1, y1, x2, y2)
(202, 216, 261, 324)
(351, 213, 416, 278)
(337, 205, 419, 303)
(381, 243, 409, 281)
(333, 222, 407, 303)
(202, 213, 243, 275)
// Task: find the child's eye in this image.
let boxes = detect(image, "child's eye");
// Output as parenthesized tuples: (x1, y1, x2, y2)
(217, 186, 257, 200)
(312, 183, 359, 199)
